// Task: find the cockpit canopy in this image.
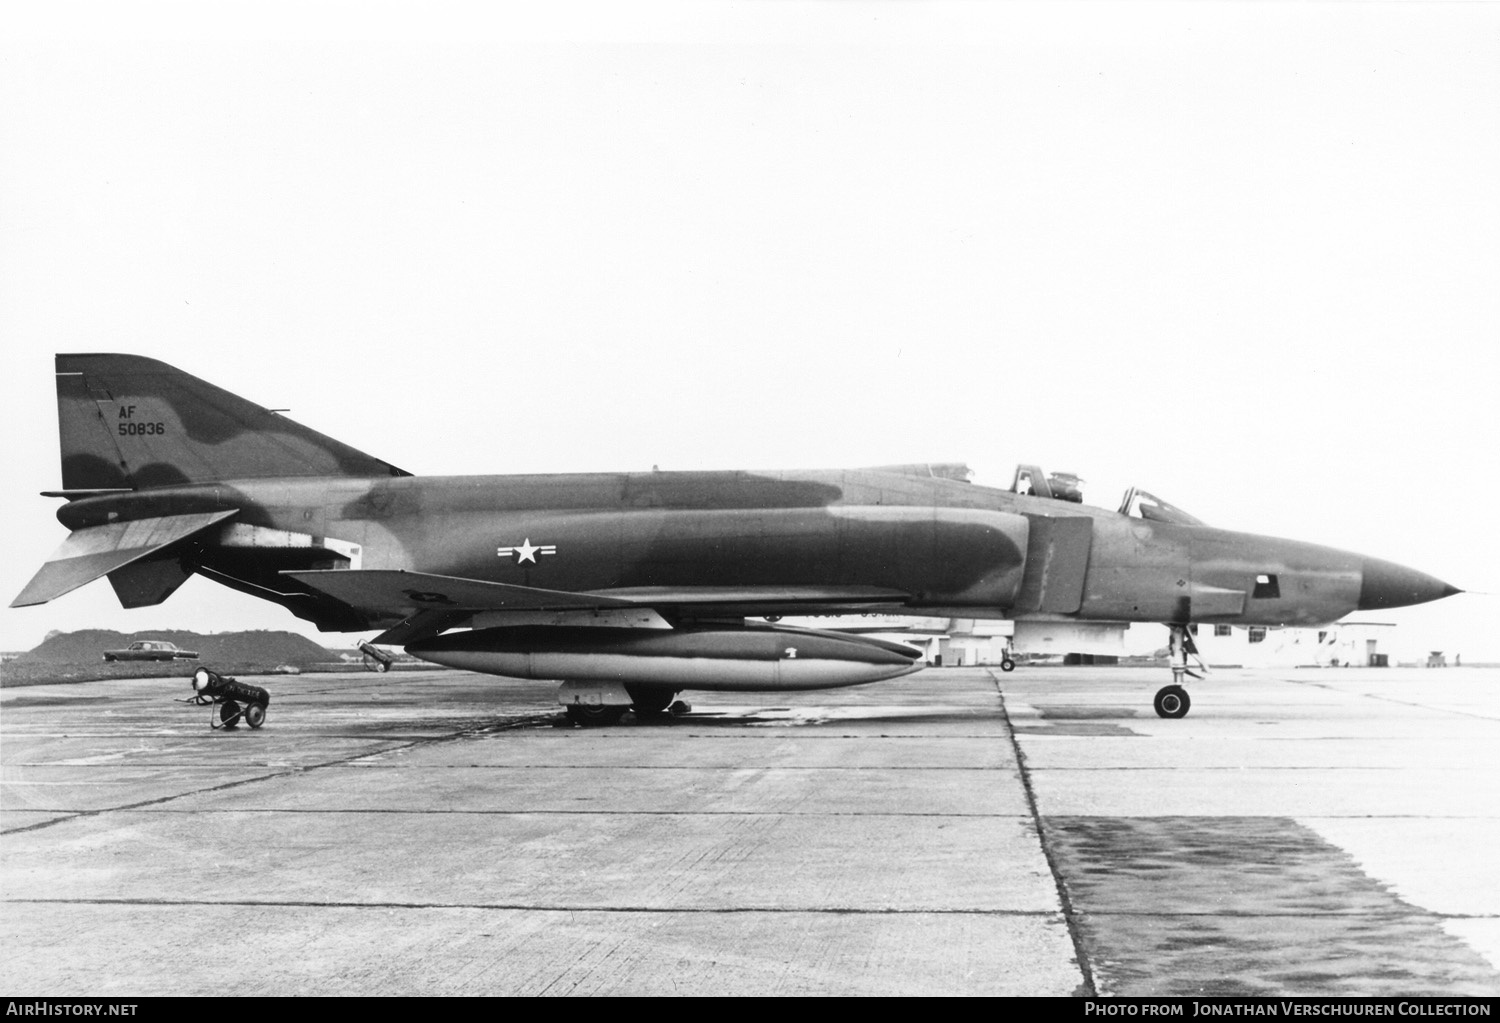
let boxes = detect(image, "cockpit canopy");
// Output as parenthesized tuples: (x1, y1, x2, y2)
(1011, 465, 1083, 503)
(1011, 464, 1205, 525)
(1116, 487, 1204, 526)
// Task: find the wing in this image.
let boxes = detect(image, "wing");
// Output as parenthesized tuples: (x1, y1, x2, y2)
(283, 569, 913, 644)
(286, 569, 909, 615)
(282, 569, 642, 613)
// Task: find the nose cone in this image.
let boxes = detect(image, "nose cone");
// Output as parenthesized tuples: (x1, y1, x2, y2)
(1358, 557, 1461, 611)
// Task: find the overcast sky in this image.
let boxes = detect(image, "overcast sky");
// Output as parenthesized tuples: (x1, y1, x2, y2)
(2, 2, 1495, 660)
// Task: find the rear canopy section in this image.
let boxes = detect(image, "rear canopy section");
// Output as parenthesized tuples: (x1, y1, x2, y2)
(55, 353, 408, 490)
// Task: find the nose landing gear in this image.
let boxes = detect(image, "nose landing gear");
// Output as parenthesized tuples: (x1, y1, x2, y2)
(1155, 623, 1206, 718)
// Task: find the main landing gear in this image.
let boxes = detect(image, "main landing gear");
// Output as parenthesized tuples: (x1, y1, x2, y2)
(1155, 623, 1206, 719)
(564, 704, 627, 727)
(559, 683, 692, 726)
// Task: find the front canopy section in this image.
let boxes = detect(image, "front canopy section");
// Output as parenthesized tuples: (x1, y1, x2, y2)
(1117, 487, 1205, 526)
(1010, 464, 1205, 525)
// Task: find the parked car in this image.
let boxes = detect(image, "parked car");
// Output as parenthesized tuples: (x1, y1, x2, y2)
(102, 640, 200, 662)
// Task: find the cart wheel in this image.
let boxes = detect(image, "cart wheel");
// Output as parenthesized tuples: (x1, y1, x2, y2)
(219, 699, 242, 729)
(245, 703, 266, 729)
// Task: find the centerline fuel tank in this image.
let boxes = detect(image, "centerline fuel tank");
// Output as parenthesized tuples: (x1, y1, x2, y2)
(407, 623, 924, 691)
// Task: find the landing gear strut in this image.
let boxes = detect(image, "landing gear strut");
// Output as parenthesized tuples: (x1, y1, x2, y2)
(1155, 623, 1206, 719)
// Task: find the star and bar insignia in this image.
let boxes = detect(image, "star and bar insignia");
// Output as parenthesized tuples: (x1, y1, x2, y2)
(496, 538, 557, 564)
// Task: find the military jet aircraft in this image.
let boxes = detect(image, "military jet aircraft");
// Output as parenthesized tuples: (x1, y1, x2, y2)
(13, 354, 1460, 723)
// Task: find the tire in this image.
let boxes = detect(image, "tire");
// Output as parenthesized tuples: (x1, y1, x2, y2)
(625, 685, 677, 719)
(244, 703, 266, 729)
(219, 700, 243, 729)
(1153, 685, 1190, 719)
(565, 704, 626, 727)
(1000, 658, 1015, 672)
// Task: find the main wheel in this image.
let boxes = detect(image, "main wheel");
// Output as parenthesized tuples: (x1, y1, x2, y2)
(1153, 685, 1190, 719)
(219, 699, 243, 729)
(1000, 657, 1016, 672)
(565, 704, 627, 727)
(244, 703, 267, 729)
(625, 685, 677, 719)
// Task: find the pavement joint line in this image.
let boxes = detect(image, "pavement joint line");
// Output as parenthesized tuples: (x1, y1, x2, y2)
(990, 766, 1461, 771)
(3, 729, 1010, 738)
(0, 712, 557, 835)
(13, 809, 1499, 821)
(1, 771, 296, 835)
(1278, 677, 1500, 722)
(0, 897, 1062, 916)
(3, 763, 1021, 771)
(1040, 909, 1500, 920)
(988, 668, 1097, 998)
(269, 682, 452, 696)
(4, 808, 1029, 817)
(9, 898, 1497, 920)
(312, 712, 559, 762)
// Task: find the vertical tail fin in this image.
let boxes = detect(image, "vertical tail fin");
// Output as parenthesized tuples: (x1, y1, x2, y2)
(55, 354, 410, 490)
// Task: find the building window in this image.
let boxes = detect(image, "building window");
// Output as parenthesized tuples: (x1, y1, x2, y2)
(1215, 624, 1232, 637)
(1253, 574, 1280, 599)
(1248, 627, 1267, 644)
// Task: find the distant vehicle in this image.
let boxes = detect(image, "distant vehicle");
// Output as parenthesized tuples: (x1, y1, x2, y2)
(102, 640, 199, 662)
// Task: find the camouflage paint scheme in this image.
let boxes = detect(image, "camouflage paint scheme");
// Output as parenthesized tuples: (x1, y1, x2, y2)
(13, 355, 1459, 706)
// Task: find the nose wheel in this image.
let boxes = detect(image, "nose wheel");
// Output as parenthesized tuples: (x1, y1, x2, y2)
(1154, 684, 1191, 718)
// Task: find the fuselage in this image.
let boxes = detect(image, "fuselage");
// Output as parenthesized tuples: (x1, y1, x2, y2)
(49, 466, 1452, 633)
